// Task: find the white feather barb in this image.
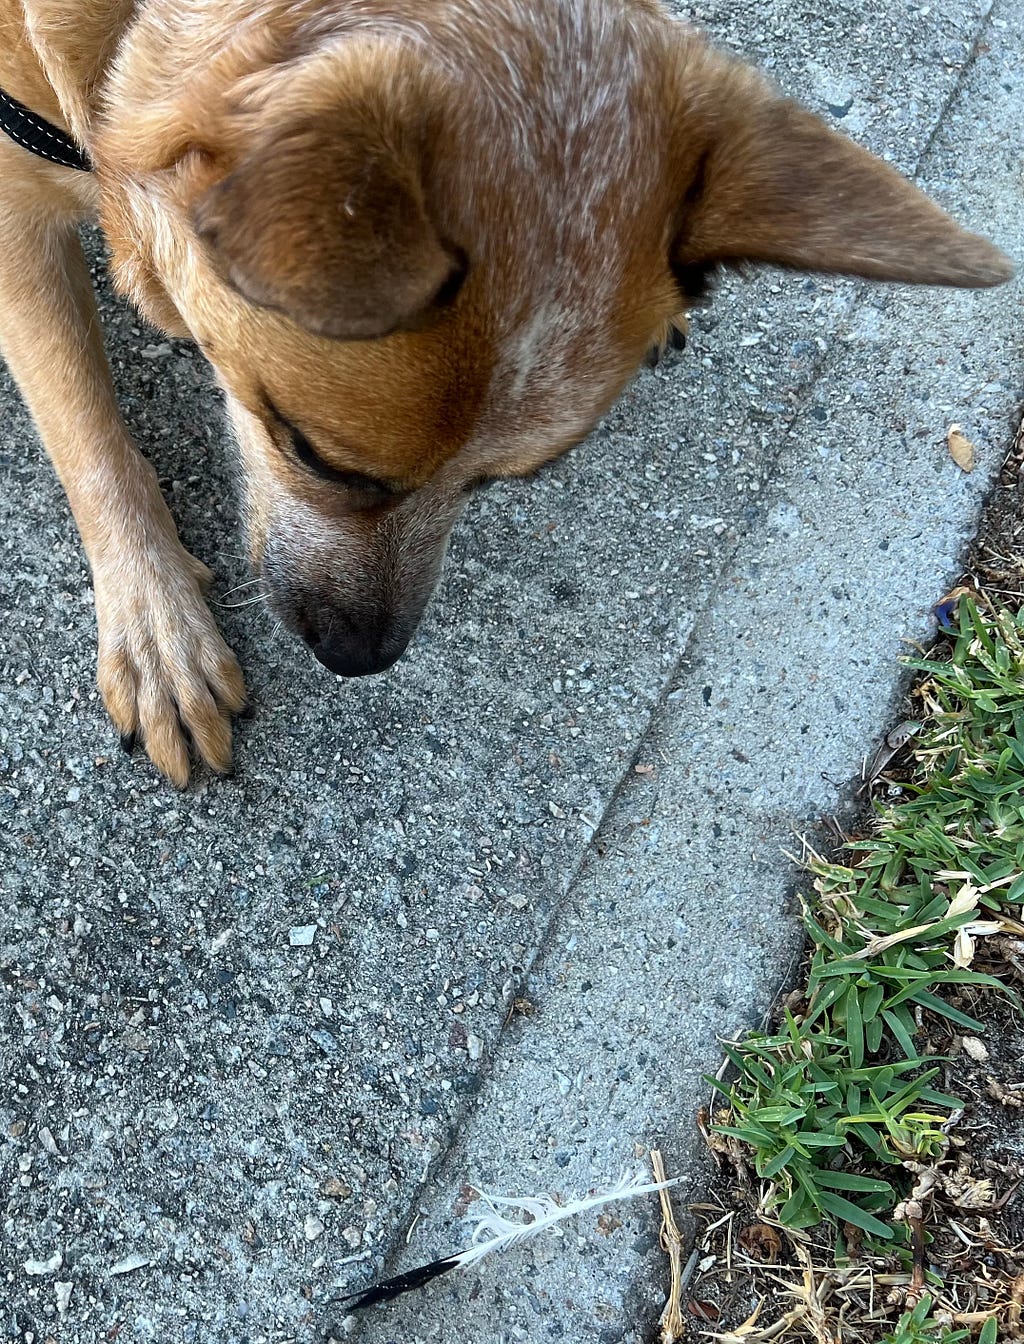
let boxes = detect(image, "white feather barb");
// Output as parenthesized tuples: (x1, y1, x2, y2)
(454, 1168, 681, 1268)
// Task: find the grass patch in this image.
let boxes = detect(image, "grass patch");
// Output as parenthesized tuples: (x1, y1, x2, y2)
(705, 597, 1024, 1340)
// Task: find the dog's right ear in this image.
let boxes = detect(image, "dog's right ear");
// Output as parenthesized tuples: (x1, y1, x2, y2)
(671, 54, 1013, 290)
(191, 45, 463, 340)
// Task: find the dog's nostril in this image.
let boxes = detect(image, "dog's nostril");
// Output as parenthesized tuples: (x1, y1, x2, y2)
(292, 604, 355, 652)
(296, 617, 319, 647)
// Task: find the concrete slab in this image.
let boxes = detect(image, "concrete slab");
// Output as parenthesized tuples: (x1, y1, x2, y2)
(1, 0, 1020, 1341)
(336, 6, 1024, 1339)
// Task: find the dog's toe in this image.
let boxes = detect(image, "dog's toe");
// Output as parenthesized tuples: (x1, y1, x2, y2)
(205, 650, 249, 717)
(177, 680, 235, 776)
(137, 683, 193, 789)
(646, 313, 689, 367)
(666, 318, 688, 351)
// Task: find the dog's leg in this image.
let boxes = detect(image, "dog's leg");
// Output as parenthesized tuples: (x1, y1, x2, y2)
(0, 186, 246, 786)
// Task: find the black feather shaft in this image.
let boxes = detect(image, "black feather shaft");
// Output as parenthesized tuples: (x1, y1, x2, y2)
(336, 1251, 464, 1311)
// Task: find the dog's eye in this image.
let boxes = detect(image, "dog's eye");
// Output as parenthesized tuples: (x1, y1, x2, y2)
(275, 414, 398, 498)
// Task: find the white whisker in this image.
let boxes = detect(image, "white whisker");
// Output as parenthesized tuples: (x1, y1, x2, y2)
(218, 578, 264, 599)
(212, 590, 269, 610)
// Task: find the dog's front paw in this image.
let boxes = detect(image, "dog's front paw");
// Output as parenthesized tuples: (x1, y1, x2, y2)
(93, 547, 248, 787)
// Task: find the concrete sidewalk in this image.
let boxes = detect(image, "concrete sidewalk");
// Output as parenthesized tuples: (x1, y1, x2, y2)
(1, 0, 1021, 1340)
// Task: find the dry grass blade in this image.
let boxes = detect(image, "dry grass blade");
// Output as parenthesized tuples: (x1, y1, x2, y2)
(652, 1149, 687, 1344)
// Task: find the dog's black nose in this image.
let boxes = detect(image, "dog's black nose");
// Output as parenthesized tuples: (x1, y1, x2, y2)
(311, 634, 404, 678)
(261, 561, 414, 676)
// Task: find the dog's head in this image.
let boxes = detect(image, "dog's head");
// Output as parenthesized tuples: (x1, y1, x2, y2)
(95, 0, 1012, 676)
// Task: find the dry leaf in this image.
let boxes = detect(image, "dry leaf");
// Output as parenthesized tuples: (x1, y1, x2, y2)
(688, 1300, 721, 1322)
(850, 922, 933, 958)
(947, 424, 975, 473)
(986, 1075, 1024, 1108)
(946, 882, 981, 918)
(943, 1170, 995, 1209)
(953, 928, 976, 967)
(739, 1223, 782, 1263)
(887, 720, 922, 750)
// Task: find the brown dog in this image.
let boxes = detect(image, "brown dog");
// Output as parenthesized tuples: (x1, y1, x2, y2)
(0, 0, 1012, 786)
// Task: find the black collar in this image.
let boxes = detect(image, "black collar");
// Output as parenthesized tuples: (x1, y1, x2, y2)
(0, 87, 91, 171)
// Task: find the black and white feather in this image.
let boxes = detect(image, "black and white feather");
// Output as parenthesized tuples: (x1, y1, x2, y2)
(337, 1169, 679, 1312)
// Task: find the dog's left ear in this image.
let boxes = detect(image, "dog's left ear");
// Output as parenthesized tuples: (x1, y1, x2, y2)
(191, 45, 462, 340)
(672, 59, 1013, 289)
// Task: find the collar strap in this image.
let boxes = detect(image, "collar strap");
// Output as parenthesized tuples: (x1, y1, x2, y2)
(0, 87, 91, 171)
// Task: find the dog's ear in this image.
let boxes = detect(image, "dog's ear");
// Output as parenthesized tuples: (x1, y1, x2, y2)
(672, 61, 1012, 289)
(191, 48, 462, 340)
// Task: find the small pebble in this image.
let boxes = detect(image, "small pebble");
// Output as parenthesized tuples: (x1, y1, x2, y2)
(289, 925, 316, 947)
(109, 1253, 151, 1276)
(24, 1251, 62, 1276)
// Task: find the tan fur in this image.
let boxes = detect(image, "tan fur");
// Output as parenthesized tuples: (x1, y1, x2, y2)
(0, 0, 1012, 785)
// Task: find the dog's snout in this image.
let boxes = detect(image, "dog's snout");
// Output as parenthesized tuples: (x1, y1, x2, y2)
(310, 630, 405, 678)
(260, 508, 455, 680)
